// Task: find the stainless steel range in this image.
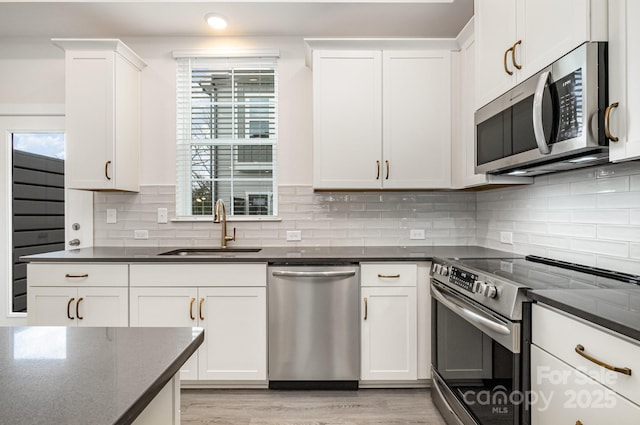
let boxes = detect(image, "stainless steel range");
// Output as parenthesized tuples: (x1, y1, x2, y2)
(430, 255, 640, 425)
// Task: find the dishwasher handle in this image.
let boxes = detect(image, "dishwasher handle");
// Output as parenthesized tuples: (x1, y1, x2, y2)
(271, 270, 357, 279)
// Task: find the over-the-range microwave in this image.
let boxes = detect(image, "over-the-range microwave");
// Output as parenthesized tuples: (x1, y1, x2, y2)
(475, 42, 611, 177)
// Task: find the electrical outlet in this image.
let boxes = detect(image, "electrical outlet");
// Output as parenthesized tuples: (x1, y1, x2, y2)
(157, 208, 168, 224)
(286, 230, 302, 241)
(134, 229, 149, 240)
(106, 208, 117, 224)
(500, 231, 513, 244)
(409, 229, 425, 240)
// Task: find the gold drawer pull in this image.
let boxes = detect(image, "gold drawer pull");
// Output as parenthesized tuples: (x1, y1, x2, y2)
(199, 297, 205, 321)
(378, 274, 400, 279)
(189, 297, 196, 321)
(511, 40, 522, 70)
(575, 344, 632, 375)
(504, 47, 514, 75)
(65, 273, 89, 278)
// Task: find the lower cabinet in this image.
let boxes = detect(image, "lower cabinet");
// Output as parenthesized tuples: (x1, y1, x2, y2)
(28, 286, 128, 327)
(360, 263, 418, 381)
(129, 263, 268, 383)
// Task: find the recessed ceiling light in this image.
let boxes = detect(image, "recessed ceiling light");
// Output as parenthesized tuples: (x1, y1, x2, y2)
(205, 13, 227, 30)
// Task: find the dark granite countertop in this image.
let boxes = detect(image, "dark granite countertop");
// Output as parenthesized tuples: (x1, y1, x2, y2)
(0, 326, 204, 425)
(528, 288, 640, 342)
(21, 245, 520, 263)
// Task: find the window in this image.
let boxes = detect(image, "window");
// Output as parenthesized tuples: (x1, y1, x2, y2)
(176, 54, 278, 218)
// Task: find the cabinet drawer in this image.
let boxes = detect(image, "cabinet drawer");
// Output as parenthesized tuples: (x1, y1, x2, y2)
(27, 263, 128, 287)
(531, 345, 640, 425)
(130, 263, 267, 287)
(533, 304, 640, 404)
(361, 263, 417, 287)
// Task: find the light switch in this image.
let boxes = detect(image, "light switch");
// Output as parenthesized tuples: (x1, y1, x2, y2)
(157, 208, 168, 224)
(134, 230, 149, 240)
(106, 209, 117, 224)
(286, 230, 302, 241)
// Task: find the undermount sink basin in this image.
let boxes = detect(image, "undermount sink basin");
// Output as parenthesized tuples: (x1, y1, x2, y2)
(158, 248, 262, 256)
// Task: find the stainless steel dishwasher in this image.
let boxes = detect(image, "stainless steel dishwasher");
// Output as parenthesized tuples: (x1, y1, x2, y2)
(268, 264, 360, 390)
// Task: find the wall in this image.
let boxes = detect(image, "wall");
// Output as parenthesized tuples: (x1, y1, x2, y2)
(476, 161, 640, 275)
(94, 185, 477, 247)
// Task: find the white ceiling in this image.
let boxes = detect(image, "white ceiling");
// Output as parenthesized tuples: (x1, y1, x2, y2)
(0, 1, 474, 38)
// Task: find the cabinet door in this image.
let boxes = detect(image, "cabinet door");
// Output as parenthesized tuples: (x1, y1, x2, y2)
(517, 0, 590, 83)
(361, 286, 417, 381)
(130, 287, 199, 381)
(382, 51, 451, 188)
(65, 50, 115, 190)
(609, 0, 640, 162)
(475, 0, 517, 108)
(531, 345, 640, 424)
(198, 287, 267, 381)
(76, 287, 128, 327)
(27, 287, 78, 326)
(312, 50, 383, 189)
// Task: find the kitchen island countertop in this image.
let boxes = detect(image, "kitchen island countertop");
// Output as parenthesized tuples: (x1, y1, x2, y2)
(20, 245, 520, 263)
(0, 326, 204, 425)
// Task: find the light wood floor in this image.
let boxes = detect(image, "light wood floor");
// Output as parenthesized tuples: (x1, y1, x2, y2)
(181, 388, 447, 425)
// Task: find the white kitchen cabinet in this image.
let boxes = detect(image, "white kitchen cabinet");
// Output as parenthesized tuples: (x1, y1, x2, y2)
(311, 47, 452, 189)
(607, 0, 640, 162)
(27, 263, 129, 326)
(475, 0, 607, 109)
(53, 39, 146, 192)
(451, 20, 533, 189)
(360, 263, 417, 381)
(129, 263, 268, 383)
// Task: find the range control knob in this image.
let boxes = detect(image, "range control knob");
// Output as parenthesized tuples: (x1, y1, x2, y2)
(441, 266, 449, 276)
(432, 264, 443, 275)
(474, 281, 498, 298)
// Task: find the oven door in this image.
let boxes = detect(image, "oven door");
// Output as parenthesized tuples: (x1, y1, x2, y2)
(431, 280, 522, 425)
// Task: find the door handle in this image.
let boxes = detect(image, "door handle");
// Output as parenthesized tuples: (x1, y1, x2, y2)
(189, 297, 196, 321)
(65, 273, 88, 279)
(67, 297, 75, 320)
(385, 160, 390, 180)
(575, 344, 631, 375)
(364, 297, 368, 320)
(604, 102, 619, 142)
(503, 47, 514, 75)
(76, 297, 84, 320)
(199, 297, 205, 321)
(532, 70, 552, 154)
(105, 160, 112, 180)
(68, 239, 80, 247)
(376, 160, 381, 180)
(271, 270, 357, 278)
(511, 40, 522, 70)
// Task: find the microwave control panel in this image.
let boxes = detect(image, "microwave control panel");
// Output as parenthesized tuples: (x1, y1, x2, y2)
(554, 68, 583, 142)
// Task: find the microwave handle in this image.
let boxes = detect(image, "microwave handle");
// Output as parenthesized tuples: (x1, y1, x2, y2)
(532, 70, 552, 155)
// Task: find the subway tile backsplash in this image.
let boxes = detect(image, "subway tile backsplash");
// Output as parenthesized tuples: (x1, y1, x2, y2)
(476, 161, 640, 275)
(94, 186, 477, 248)
(94, 162, 640, 274)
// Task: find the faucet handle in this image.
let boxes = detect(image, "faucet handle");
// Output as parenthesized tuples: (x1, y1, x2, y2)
(225, 227, 236, 242)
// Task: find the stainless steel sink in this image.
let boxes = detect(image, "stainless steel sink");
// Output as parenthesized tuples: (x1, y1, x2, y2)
(158, 248, 262, 256)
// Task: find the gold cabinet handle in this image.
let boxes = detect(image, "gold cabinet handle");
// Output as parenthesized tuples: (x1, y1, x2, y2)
(504, 47, 514, 75)
(576, 421, 583, 425)
(604, 102, 619, 142)
(189, 297, 196, 321)
(364, 297, 368, 320)
(376, 160, 381, 180)
(67, 297, 75, 320)
(76, 297, 84, 320)
(385, 160, 390, 180)
(65, 273, 89, 279)
(378, 274, 400, 279)
(511, 40, 522, 70)
(575, 344, 632, 375)
(105, 160, 112, 180)
(199, 297, 205, 321)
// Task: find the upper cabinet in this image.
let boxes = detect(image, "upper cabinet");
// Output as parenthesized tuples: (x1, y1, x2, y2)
(607, 0, 640, 162)
(308, 40, 454, 190)
(475, 0, 608, 109)
(53, 39, 146, 192)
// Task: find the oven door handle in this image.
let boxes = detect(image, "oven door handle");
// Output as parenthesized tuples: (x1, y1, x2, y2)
(532, 70, 552, 155)
(431, 284, 511, 336)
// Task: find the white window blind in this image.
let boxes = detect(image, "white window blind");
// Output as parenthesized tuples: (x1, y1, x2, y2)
(176, 55, 278, 218)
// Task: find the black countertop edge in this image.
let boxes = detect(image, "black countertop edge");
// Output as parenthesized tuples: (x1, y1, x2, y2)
(115, 329, 205, 425)
(527, 290, 640, 342)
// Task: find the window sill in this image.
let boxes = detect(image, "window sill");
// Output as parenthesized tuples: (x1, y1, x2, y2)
(171, 216, 282, 223)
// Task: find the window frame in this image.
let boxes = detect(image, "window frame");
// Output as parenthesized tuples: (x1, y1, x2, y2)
(174, 51, 279, 220)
